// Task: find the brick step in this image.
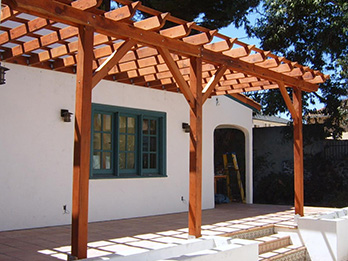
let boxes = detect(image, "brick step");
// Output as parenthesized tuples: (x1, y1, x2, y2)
(223, 224, 276, 240)
(259, 246, 308, 261)
(222, 225, 309, 261)
(256, 235, 292, 254)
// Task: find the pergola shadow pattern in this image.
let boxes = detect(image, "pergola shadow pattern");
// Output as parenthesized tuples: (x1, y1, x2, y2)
(0, 204, 335, 261)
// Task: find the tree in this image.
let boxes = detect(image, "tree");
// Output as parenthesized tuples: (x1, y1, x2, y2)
(140, 0, 260, 29)
(102, 0, 347, 138)
(247, 0, 348, 139)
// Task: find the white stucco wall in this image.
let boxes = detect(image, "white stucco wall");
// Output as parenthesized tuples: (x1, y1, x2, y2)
(0, 63, 253, 231)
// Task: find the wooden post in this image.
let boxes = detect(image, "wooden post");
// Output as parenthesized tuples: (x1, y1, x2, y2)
(188, 57, 203, 238)
(71, 25, 94, 259)
(293, 87, 304, 216)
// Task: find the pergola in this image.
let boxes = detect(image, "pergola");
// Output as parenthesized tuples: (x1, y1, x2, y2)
(0, 0, 328, 259)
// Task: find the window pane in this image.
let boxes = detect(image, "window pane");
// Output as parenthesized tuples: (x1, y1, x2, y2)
(94, 114, 102, 131)
(127, 135, 135, 151)
(93, 133, 101, 150)
(103, 114, 111, 131)
(150, 120, 157, 135)
(119, 153, 126, 169)
(127, 153, 135, 169)
(143, 154, 148, 168)
(103, 152, 111, 169)
(143, 136, 149, 151)
(150, 137, 156, 152)
(119, 135, 126, 151)
(150, 154, 156, 168)
(93, 152, 100, 169)
(128, 117, 135, 133)
(103, 133, 111, 150)
(142, 119, 148, 134)
(119, 116, 126, 133)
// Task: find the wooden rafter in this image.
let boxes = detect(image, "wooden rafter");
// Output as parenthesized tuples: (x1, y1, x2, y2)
(278, 81, 297, 120)
(92, 39, 136, 88)
(158, 46, 195, 108)
(202, 65, 227, 103)
(1, 0, 328, 96)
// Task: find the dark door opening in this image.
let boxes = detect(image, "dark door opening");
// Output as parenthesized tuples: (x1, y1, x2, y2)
(214, 128, 246, 203)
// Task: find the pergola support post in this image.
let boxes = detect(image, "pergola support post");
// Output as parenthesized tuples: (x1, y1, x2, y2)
(278, 82, 304, 216)
(293, 87, 304, 216)
(71, 25, 94, 260)
(188, 57, 203, 238)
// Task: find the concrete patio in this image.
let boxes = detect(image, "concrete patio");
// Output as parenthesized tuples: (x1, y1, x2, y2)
(0, 203, 334, 261)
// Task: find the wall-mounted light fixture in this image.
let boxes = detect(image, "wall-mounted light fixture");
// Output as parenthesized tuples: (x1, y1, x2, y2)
(61, 109, 73, 122)
(182, 122, 190, 133)
(0, 63, 9, 85)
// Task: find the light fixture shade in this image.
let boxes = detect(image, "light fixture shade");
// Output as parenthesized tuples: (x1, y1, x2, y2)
(0, 64, 9, 85)
(61, 109, 73, 122)
(182, 122, 190, 133)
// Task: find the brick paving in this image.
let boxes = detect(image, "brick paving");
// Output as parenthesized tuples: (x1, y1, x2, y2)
(0, 203, 334, 260)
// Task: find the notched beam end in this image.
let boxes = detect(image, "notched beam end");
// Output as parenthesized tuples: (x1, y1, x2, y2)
(3, 0, 18, 9)
(71, 0, 101, 10)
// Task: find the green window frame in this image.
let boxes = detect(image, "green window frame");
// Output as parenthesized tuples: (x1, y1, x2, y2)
(91, 104, 166, 179)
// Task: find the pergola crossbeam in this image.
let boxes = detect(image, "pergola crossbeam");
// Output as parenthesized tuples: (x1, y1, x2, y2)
(2, 0, 325, 94)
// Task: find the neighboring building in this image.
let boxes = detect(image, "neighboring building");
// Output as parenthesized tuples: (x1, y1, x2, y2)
(253, 114, 290, 128)
(0, 63, 255, 231)
(305, 99, 348, 139)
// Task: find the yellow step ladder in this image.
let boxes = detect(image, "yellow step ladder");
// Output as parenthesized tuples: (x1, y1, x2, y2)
(223, 153, 246, 203)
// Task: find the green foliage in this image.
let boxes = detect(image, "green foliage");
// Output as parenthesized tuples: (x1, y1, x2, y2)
(139, 0, 260, 29)
(304, 153, 348, 208)
(254, 172, 294, 205)
(104, 0, 347, 138)
(248, 0, 348, 139)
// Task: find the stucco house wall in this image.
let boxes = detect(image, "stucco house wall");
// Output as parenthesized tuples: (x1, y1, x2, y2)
(0, 62, 253, 231)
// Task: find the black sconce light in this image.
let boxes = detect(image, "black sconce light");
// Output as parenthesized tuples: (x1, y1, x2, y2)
(182, 122, 190, 133)
(0, 63, 9, 85)
(61, 109, 73, 122)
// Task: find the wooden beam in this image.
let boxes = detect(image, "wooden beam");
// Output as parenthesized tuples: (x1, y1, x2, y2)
(4, 0, 201, 57)
(92, 39, 136, 88)
(160, 22, 195, 39)
(157, 46, 195, 108)
(202, 65, 227, 104)
(188, 56, 203, 238)
(104, 1, 140, 21)
(3, 0, 323, 92)
(71, 0, 102, 10)
(278, 81, 298, 120)
(133, 12, 169, 31)
(200, 49, 320, 92)
(229, 93, 261, 111)
(71, 25, 94, 260)
(293, 87, 304, 216)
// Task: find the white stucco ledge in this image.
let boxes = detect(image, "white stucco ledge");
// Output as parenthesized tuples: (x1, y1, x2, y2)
(80, 236, 259, 261)
(297, 207, 348, 261)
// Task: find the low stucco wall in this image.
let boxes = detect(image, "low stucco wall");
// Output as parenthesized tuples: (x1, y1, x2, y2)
(298, 208, 348, 261)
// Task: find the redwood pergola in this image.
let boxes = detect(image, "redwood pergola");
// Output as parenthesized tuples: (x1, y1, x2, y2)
(0, 0, 328, 259)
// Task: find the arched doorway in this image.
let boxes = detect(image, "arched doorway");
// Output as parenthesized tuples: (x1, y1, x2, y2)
(214, 127, 247, 204)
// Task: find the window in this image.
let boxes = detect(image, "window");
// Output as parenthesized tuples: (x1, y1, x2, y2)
(91, 104, 166, 178)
